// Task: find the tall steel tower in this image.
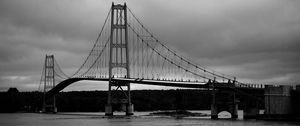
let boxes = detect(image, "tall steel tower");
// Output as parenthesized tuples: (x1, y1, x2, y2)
(42, 55, 57, 113)
(105, 3, 133, 116)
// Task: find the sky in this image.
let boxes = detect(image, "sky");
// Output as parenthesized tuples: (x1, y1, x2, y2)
(0, 0, 300, 91)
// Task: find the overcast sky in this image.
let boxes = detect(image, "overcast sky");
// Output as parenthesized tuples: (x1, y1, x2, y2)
(0, 0, 300, 91)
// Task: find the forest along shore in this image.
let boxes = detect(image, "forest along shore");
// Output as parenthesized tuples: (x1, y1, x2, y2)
(0, 88, 264, 113)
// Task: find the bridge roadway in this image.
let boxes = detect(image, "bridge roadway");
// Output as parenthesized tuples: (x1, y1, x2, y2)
(45, 77, 260, 100)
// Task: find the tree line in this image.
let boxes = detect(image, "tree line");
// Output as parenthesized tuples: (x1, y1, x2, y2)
(0, 88, 264, 112)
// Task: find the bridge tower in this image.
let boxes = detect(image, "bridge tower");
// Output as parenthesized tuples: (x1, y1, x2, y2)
(211, 79, 238, 119)
(105, 3, 133, 116)
(42, 55, 57, 113)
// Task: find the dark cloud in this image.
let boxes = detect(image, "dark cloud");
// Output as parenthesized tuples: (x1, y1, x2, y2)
(0, 0, 299, 91)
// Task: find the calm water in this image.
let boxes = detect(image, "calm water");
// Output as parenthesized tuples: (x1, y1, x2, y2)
(0, 111, 299, 126)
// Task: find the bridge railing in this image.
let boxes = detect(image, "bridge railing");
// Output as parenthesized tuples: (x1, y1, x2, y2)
(235, 82, 265, 89)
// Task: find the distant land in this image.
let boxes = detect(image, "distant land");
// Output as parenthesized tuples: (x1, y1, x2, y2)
(0, 88, 264, 113)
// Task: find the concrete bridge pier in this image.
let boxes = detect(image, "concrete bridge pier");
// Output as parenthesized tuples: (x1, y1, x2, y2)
(232, 92, 238, 119)
(105, 81, 134, 116)
(105, 103, 134, 116)
(232, 103, 238, 119)
(211, 81, 238, 119)
(263, 85, 293, 120)
(52, 106, 57, 113)
(105, 104, 113, 116)
(42, 106, 57, 113)
(243, 96, 260, 119)
(126, 104, 134, 116)
(244, 107, 259, 119)
(42, 100, 57, 114)
(211, 104, 218, 119)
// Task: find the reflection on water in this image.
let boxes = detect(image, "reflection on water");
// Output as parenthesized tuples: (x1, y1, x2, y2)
(0, 111, 299, 126)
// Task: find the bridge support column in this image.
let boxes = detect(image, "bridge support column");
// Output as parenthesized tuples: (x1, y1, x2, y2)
(53, 106, 57, 113)
(211, 104, 218, 119)
(126, 104, 134, 115)
(105, 104, 113, 116)
(232, 103, 238, 119)
(211, 79, 218, 119)
(232, 92, 238, 119)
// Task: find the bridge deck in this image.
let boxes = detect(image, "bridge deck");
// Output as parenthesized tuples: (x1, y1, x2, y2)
(45, 77, 263, 100)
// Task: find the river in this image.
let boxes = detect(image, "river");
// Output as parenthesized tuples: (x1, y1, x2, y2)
(0, 111, 299, 126)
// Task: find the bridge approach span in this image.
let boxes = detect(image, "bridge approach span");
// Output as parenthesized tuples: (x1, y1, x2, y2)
(45, 77, 209, 100)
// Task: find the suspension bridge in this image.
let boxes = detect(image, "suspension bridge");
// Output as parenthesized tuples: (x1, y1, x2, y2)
(39, 3, 298, 119)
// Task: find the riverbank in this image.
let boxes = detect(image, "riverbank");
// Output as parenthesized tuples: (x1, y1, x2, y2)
(148, 110, 210, 117)
(1, 112, 300, 126)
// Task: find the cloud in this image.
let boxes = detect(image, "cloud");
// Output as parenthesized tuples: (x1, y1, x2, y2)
(0, 0, 300, 91)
